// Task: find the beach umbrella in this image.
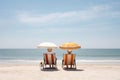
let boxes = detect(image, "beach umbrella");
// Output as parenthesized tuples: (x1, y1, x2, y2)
(37, 42, 57, 49)
(59, 42, 81, 50)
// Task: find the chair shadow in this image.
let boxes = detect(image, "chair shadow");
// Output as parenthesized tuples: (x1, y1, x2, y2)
(63, 68, 84, 71)
(41, 67, 60, 72)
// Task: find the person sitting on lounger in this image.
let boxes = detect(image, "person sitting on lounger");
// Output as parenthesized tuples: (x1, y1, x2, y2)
(62, 50, 76, 69)
(43, 48, 57, 68)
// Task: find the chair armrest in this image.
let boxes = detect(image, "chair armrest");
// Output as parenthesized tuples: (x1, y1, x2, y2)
(62, 59, 64, 63)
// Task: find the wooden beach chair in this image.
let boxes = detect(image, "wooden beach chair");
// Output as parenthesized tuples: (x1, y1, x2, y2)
(43, 53, 57, 69)
(62, 54, 76, 69)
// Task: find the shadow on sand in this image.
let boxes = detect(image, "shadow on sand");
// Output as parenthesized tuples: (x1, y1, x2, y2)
(41, 67, 59, 72)
(40, 67, 84, 72)
(63, 68, 84, 71)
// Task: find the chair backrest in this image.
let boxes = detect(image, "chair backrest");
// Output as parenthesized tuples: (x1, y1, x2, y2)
(44, 53, 56, 65)
(63, 54, 75, 65)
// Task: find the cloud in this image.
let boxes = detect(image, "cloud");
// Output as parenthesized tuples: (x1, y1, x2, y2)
(17, 12, 86, 25)
(17, 5, 120, 25)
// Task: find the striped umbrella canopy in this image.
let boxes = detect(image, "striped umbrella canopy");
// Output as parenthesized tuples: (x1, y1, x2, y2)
(59, 42, 81, 50)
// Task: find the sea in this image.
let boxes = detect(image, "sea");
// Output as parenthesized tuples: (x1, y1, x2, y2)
(0, 49, 120, 64)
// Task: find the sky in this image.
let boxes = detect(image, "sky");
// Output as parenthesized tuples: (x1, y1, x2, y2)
(0, 0, 120, 49)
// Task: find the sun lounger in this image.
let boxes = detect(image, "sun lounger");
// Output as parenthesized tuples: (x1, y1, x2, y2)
(43, 53, 57, 68)
(62, 54, 76, 69)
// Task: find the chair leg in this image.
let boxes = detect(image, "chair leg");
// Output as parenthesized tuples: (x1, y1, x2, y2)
(66, 65, 68, 68)
(74, 62, 76, 69)
(55, 63, 57, 68)
(62, 60, 64, 68)
(55, 60, 57, 68)
(43, 64, 45, 69)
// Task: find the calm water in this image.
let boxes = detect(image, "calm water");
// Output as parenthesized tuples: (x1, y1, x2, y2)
(0, 49, 120, 64)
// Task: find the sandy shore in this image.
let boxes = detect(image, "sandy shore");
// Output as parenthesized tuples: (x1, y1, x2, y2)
(0, 63, 120, 80)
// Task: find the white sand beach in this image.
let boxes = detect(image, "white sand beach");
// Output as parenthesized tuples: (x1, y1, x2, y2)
(0, 63, 120, 80)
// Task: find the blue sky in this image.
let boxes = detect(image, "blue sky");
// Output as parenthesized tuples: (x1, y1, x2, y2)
(0, 0, 120, 48)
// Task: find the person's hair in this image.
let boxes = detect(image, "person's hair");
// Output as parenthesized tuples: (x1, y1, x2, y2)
(67, 50, 72, 54)
(47, 48, 52, 52)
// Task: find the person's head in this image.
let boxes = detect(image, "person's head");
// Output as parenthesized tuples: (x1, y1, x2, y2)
(47, 48, 52, 52)
(67, 50, 72, 54)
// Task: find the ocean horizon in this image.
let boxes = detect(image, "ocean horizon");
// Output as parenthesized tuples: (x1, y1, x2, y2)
(0, 49, 120, 64)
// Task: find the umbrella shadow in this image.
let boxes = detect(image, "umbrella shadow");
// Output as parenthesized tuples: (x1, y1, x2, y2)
(40, 67, 60, 72)
(63, 68, 84, 71)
